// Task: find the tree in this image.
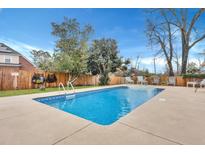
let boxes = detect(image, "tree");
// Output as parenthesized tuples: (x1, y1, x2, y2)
(88, 38, 122, 85)
(131, 55, 141, 70)
(187, 62, 199, 74)
(114, 58, 131, 77)
(173, 51, 181, 75)
(164, 9, 205, 74)
(51, 17, 93, 83)
(30, 50, 53, 71)
(198, 50, 205, 71)
(146, 12, 176, 76)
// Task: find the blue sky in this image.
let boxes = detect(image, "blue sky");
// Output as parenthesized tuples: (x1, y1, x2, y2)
(0, 8, 205, 73)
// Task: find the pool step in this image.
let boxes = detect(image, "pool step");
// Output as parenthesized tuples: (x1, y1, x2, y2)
(66, 94, 76, 100)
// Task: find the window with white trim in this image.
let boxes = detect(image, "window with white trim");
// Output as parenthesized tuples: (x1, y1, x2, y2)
(4, 56, 11, 63)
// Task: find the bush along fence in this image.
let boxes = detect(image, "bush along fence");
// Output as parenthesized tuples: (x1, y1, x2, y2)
(0, 70, 125, 90)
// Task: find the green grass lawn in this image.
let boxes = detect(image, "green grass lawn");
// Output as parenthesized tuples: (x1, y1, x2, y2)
(0, 85, 98, 97)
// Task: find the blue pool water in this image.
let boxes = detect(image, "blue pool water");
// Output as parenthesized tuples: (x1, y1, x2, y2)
(34, 86, 163, 125)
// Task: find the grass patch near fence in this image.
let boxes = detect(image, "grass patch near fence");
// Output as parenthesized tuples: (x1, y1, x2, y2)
(0, 85, 98, 97)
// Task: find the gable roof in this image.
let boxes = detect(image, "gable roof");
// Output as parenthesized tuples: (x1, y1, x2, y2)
(0, 42, 35, 67)
(0, 43, 21, 55)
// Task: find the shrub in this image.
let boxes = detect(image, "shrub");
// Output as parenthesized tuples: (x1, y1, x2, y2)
(99, 72, 110, 85)
(182, 74, 205, 79)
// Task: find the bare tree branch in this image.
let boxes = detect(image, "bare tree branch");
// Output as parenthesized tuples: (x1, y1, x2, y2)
(146, 10, 175, 76)
(168, 9, 182, 28)
(189, 34, 205, 49)
(187, 9, 205, 38)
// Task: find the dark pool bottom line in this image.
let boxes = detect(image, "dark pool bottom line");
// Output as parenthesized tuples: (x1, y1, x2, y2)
(34, 86, 164, 125)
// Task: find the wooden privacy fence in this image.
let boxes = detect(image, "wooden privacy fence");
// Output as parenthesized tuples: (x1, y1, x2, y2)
(146, 75, 194, 86)
(1, 69, 203, 90)
(0, 70, 125, 90)
(145, 75, 185, 86)
(109, 74, 125, 85)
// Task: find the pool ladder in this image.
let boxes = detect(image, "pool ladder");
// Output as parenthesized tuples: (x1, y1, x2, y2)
(59, 82, 75, 99)
(67, 81, 75, 94)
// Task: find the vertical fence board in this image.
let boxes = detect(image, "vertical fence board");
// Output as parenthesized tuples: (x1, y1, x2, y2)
(0, 69, 126, 90)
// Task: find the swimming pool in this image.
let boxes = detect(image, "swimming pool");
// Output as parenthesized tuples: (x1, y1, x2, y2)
(34, 86, 163, 125)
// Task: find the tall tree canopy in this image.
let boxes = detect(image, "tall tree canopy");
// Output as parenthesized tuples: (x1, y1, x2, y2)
(51, 17, 94, 83)
(30, 50, 54, 71)
(31, 18, 128, 86)
(88, 38, 122, 85)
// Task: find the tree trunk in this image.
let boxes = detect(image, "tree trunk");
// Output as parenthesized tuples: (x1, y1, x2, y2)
(167, 60, 174, 76)
(180, 30, 189, 75)
(176, 61, 180, 75)
(181, 45, 189, 75)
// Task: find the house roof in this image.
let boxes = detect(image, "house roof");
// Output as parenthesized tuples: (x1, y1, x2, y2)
(0, 43, 21, 55)
(0, 42, 36, 67)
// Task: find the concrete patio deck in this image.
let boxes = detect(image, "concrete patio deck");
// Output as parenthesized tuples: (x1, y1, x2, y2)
(0, 85, 205, 145)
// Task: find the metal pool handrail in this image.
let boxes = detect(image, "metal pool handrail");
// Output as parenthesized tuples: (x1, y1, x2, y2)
(67, 81, 76, 94)
(59, 82, 68, 94)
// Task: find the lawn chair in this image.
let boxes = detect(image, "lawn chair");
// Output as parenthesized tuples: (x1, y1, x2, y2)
(125, 77, 134, 84)
(186, 78, 199, 88)
(195, 79, 205, 92)
(167, 76, 176, 86)
(152, 76, 160, 85)
(199, 79, 205, 88)
(137, 76, 148, 85)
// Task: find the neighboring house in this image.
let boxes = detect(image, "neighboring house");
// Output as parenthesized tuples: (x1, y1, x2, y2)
(0, 43, 36, 72)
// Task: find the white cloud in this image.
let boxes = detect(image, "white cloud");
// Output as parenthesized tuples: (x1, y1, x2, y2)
(141, 57, 166, 66)
(187, 57, 203, 67)
(130, 56, 166, 73)
(131, 56, 166, 66)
